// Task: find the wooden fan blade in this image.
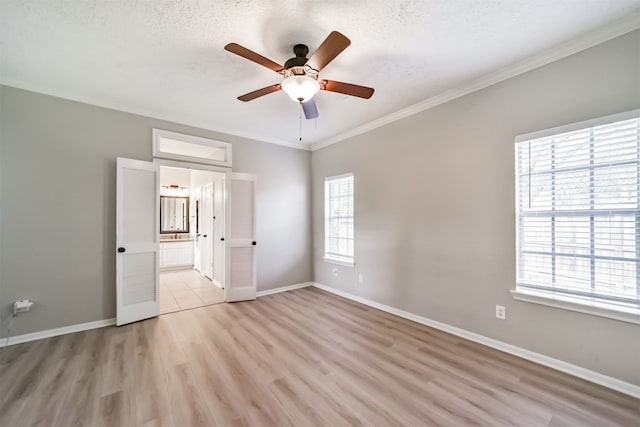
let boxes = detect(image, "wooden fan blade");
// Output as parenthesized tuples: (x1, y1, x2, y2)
(237, 84, 281, 102)
(305, 31, 351, 72)
(301, 99, 319, 119)
(224, 43, 283, 72)
(321, 80, 374, 99)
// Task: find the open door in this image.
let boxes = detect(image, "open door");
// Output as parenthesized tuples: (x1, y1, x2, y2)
(116, 158, 160, 325)
(225, 173, 256, 302)
(203, 182, 214, 280)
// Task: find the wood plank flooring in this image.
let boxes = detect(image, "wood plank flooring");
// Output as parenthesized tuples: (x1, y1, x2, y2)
(1, 287, 638, 426)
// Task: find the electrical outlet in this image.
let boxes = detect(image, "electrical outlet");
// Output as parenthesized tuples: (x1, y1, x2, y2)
(358, 273, 364, 284)
(495, 305, 506, 320)
(14, 299, 34, 315)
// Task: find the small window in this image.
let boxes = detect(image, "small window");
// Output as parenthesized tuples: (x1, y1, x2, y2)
(324, 173, 354, 266)
(153, 129, 232, 167)
(515, 111, 640, 316)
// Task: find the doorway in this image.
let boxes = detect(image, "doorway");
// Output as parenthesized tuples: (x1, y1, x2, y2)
(116, 137, 257, 326)
(158, 165, 226, 314)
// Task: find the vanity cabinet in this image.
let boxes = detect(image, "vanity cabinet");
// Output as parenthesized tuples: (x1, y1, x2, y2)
(160, 240, 194, 269)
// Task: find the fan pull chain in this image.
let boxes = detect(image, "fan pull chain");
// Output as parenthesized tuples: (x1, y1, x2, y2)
(299, 102, 303, 142)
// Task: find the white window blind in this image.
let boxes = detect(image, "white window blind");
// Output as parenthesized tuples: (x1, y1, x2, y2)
(515, 114, 640, 308)
(325, 174, 354, 264)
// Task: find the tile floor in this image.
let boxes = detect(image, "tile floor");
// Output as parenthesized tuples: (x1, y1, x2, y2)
(159, 268, 225, 314)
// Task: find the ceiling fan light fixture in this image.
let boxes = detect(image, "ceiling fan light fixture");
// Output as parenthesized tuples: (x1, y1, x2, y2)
(280, 75, 320, 102)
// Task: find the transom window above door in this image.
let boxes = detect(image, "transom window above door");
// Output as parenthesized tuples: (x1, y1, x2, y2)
(153, 129, 232, 168)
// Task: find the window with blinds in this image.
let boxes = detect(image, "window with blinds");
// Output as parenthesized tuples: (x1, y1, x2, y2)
(325, 173, 354, 264)
(515, 113, 640, 309)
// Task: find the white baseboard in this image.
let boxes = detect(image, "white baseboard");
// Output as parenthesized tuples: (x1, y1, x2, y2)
(1, 281, 312, 346)
(0, 318, 116, 348)
(257, 282, 313, 297)
(213, 279, 223, 289)
(312, 282, 640, 399)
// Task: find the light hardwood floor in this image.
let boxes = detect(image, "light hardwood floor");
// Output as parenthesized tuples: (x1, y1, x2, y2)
(0, 287, 638, 426)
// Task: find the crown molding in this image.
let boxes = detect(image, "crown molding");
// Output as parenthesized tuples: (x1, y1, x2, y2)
(0, 80, 311, 151)
(3, 13, 638, 154)
(310, 14, 640, 151)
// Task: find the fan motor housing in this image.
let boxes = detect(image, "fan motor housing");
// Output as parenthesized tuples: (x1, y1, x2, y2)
(284, 44, 310, 69)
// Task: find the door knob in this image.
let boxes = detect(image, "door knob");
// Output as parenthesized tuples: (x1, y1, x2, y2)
(117, 247, 126, 253)
(203, 234, 207, 238)
(220, 237, 225, 241)
(252, 241, 256, 246)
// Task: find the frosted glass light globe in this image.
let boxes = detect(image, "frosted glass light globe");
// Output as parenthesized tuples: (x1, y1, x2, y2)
(281, 75, 320, 102)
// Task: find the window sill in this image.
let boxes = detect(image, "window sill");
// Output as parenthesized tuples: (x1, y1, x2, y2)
(511, 288, 640, 325)
(323, 257, 355, 267)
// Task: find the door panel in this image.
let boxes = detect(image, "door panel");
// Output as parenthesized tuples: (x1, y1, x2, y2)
(204, 183, 214, 280)
(193, 192, 201, 272)
(225, 173, 256, 302)
(213, 177, 225, 287)
(230, 247, 253, 288)
(122, 253, 156, 305)
(230, 180, 254, 239)
(116, 158, 160, 325)
(122, 168, 156, 242)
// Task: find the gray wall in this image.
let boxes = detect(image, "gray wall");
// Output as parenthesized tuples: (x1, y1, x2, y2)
(312, 30, 640, 385)
(0, 85, 312, 336)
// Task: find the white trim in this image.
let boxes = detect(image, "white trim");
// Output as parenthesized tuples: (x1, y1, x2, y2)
(324, 172, 354, 181)
(515, 109, 640, 142)
(153, 158, 230, 173)
(0, 318, 116, 348)
(511, 289, 640, 325)
(322, 257, 355, 267)
(310, 15, 640, 151)
(213, 279, 224, 289)
(311, 282, 640, 399)
(256, 282, 313, 297)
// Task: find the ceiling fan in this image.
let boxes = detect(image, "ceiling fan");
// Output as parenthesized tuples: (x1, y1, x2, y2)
(224, 31, 374, 120)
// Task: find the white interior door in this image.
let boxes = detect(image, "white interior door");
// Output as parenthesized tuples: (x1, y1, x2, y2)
(192, 190, 201, 272)
(225, 173, 256, 302)
(204, 182, 214, 280)
(116, 158, 160, 325)
(213, 176, 225, 288)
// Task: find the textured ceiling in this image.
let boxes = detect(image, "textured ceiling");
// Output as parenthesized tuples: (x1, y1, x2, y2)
(1, 1, 639, 148)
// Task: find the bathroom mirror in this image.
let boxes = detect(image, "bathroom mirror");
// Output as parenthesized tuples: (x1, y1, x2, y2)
(160, 196, 189, 233)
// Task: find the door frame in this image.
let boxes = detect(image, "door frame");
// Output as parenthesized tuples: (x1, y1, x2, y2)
(154, 158, 230, 303)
